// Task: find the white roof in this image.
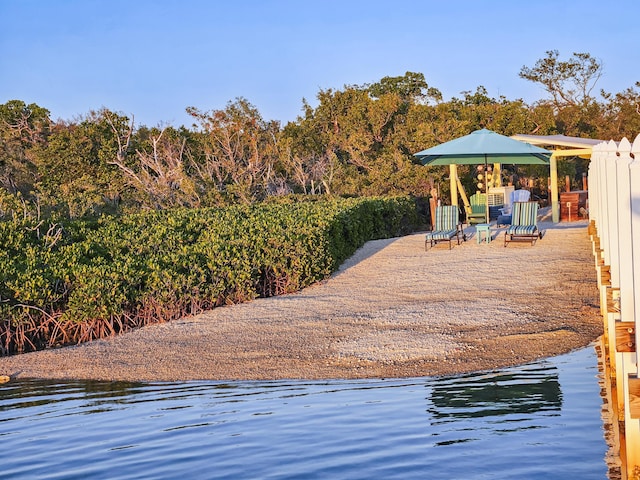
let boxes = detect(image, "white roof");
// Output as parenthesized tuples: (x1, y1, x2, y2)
(511, 134, 603, 149)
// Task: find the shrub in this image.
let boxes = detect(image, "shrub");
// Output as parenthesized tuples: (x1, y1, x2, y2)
(0, 196, 421, 354)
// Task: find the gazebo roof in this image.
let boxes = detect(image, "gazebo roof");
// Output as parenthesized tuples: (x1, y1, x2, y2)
(511, 134, 605, 159)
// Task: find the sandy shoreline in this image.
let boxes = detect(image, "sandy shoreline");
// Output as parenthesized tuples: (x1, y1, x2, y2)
(0, 218, 603, 382)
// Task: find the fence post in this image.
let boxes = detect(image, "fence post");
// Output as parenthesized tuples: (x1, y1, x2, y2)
(630, 133, 640, 365)
(588, 143, 600, 255)
(591, 135, 640, 479)
(601, 141, 629, 422)
(602, 140, 618, 269)
(591, 143, 607, 316)
(606, 140, 621, 289)
(630, 134, 640, 365)
(616, 138, 634, 322)
(614, 138, 640, 477)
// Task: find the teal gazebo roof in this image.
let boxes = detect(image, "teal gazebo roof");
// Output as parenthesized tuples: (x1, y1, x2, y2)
(414, 129, 552, 165)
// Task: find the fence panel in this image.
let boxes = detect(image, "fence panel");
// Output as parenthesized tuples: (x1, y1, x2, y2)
(590, 134, 640, 480)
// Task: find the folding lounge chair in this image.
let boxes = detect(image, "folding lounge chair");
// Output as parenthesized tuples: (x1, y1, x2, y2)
(468, 193, 487, 225)
(504, 201, 540, 246)
(425, 205, 465, 250)
(497, 189, 531, 226)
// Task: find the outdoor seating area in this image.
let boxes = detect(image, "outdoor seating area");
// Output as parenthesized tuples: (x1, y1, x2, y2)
(414, 129, 553, 251)
(424, 203, 547, 250)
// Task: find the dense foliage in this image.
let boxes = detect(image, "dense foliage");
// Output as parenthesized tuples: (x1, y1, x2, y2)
(0, 51, 638, 355)
(0, 197, 421, 355)
(2, 52, 638, 220)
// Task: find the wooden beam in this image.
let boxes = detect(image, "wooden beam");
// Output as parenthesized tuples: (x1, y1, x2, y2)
(607, 287, 620, 313)
(615, 322, 636, 352)
(629, 376, 640, 419)
(600, 264, 611, 285)
(455, 174, 471, 215)
(550, 148, 593, 159)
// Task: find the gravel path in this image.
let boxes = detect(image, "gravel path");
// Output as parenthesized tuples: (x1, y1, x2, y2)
(0, 216, 603, 382)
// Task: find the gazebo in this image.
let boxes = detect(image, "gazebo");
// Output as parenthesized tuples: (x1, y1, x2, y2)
(511, 134, 603, 223)
(414, 130, 603, 224)
(414, 129, 551, 224)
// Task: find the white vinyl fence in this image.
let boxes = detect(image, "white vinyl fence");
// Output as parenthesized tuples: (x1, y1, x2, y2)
(588, 134, 640, 479)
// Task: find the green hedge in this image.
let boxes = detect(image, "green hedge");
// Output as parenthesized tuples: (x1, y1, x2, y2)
(0, 196, 421, 354)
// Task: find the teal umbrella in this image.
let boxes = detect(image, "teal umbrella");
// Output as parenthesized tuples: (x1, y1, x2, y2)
(413, 129, 552, 223)
(413, 128, 551, 165)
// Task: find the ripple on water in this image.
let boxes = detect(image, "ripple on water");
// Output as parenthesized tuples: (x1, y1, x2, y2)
(0, 347, 607, 479)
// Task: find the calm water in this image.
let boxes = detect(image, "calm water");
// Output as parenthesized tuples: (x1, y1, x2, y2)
(0, 347, 607, 479)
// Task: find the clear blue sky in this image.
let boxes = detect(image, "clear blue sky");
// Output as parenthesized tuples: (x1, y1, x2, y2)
(1, 0, 638, 128)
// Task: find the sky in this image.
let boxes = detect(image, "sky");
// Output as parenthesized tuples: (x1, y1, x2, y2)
(1, 0, 639, 128)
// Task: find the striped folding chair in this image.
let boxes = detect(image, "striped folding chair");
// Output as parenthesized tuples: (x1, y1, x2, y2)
(425, 205, 465, 251)
(504, 201, 540, 246)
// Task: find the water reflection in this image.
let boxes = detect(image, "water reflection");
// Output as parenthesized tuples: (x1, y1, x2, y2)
(429, 363, 562, 420)
(0, 348, 607, 480)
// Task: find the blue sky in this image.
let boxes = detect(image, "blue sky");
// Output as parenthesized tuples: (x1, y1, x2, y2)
(1, 0, 638, 128)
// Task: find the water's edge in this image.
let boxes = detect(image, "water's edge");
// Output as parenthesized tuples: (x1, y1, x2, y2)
(0, 346, 608, 479)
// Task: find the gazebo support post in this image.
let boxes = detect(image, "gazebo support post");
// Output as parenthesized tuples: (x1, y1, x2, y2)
(550, 154, 560, 222)
(450, 164, 458, 206)
(484, 155, 489, 223)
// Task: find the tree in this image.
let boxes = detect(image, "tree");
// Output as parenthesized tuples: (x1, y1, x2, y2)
(187, 98, 282, 204)
(519, 50, 603, 109)
(277, 131, 333, 195)
(599, 82, 640, 139)
(31, 109, 131, 218)
(0, 100, 50, 194)
(110, 126, 200, 210)
(368, 71, 442, 105)
(284, 87, 371, 195)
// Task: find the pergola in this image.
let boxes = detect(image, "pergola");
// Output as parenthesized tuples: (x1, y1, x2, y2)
(510, 134, 603, 223)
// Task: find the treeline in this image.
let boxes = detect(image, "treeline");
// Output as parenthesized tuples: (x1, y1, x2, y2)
(1, 51, 638, 355)
(0, 197, 420, 355)
(2, 52, 639, 221)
